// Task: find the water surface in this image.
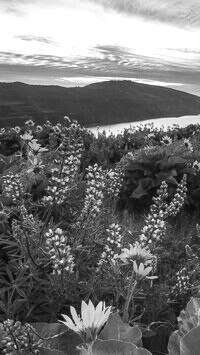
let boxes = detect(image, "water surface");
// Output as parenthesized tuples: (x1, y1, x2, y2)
(87, 115, 200, 136)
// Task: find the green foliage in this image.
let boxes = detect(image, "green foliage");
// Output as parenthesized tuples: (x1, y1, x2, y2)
(121, 139, 200, 212)
(0, 316, 151, 355)
(0, 119, 200, 354)
(168, 297, 200, 355)
(99, 313, 142, 347)
(78, 339, 152, 355)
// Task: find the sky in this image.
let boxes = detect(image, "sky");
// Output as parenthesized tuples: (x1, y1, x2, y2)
(1, 0, 200, 95)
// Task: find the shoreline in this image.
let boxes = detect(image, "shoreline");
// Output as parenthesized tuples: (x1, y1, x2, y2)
(87, 114, 200, 136)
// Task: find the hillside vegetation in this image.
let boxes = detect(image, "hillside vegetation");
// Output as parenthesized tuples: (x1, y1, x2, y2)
(1, 80, 200, 127)
(0, 117, 200, 354)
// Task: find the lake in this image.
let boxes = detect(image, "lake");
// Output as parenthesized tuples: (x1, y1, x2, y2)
(87, 114, 200, 136)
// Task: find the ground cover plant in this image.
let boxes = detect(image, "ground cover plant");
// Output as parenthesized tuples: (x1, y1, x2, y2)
(0, 117, 200, 354)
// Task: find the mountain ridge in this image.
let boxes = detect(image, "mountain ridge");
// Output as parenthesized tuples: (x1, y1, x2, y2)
(0, 80, 200, 128)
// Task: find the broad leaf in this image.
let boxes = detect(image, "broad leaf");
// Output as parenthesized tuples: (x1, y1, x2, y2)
(31, 322, 80, 355)
(177, 298, 200, 336)
(168, 330, 181, 355)
(156, 156, 186, 171)
(78, 339, 152, 355)
(180, 325, 200, 355)
(168, 156, 186, 166)
(131, 178, 154, 199)
(39, 348, 66, 355)
(99, 312, 142, 346)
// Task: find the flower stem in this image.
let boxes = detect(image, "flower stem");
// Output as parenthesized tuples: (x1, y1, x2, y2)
(86, 342, 93, 355)
(122, 269, 137, 323)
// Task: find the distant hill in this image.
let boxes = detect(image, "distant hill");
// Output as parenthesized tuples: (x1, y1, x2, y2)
(0, 80, 200, 128)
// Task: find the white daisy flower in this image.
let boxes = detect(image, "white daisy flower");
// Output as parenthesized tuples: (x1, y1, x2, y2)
(133, 261, 153, 280)
(59, 300, 112, 344)
(118, 242, 153, 266)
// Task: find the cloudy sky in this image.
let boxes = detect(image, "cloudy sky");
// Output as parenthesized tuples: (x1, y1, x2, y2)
(1, 0, 200, 95)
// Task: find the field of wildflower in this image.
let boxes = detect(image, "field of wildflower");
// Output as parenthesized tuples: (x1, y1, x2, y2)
(0, 116, 200, 354)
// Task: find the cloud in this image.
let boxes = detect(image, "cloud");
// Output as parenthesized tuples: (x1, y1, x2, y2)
(1, 45, 200, 74)
(1, 0, 200, 27)
(85, 0, 200, 28)
(16, 35, 56, 45)
(0, 3, 25, 16)
(1, 46, 200, 85)
(0, 43, 200, 93)
(0, 0, 63, 17)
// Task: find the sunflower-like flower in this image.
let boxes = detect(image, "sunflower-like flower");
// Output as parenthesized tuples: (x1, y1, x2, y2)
(28, 140, 48, 153)
(133, 261, 153, 280)
(20, 132, 35, 141)
(192, 160, 200, 172)
(25, 119, 35, 127)
(160, 135, 172, 146)
(35, 125, 43, 132)
(184, 138, 193, 152)
(59, 300, 112, 344)
(13, 126, 21, 134)
(118, 242, 153, 266)
(53, 125, 62, 134)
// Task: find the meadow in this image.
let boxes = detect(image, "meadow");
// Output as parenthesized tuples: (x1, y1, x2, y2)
(0, 116, 200, 354)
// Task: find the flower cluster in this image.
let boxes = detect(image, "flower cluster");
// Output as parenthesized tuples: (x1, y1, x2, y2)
(98, 223, 123, 267)
(45, 228, 74, 275)
(105, 164, 124, 198)
(42, 155, 80, 205)
(165, 174, 187, 217)
(192, 160, 200, 173)
(43, 122, 84, 205)
(139, 181, 168, 248)
(1, 320, 43, 355)
(184, 138, 193, 152)
(139, 175, 187, 248)
(170, 267, 192, 299)
(79, 164, 106, 220)
(59, 137, 84, 161)
(2, 173, 24, 202)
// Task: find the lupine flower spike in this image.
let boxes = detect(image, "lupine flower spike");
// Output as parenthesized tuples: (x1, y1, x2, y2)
(59, 300, 112, 344)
